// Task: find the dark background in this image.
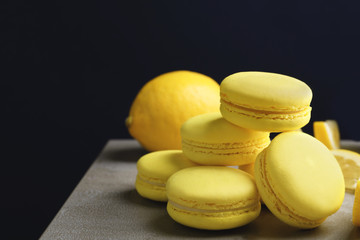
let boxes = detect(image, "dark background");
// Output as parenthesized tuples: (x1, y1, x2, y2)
(3, 0, 360, 239)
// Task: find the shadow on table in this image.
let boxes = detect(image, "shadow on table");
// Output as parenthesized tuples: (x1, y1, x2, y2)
(117, 189, 166, 209)
(146, 206, 318, 239)
(144, 202, 322, 239)
(347, 226, 360, 239)
(114, 189, 342, 239)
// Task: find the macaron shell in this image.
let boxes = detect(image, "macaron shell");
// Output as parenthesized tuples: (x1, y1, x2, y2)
(238, 163, 255, 177)
(266, 132, 345, 218)
(255, 132, 345, 228)
(220, 71, 312, 132)
(181, 112, 269, 143)
(167, 166, 258, 205)
(167, 201, 261, 230)
(166, 166, 261, 230)
(135, 150, 198, 202)
(181, 112, 270, 165)
(220, 71, 312, 110)
(220, 103, 311, 132)
(255, 150, 326, 228)
(136, 150, 198, 181)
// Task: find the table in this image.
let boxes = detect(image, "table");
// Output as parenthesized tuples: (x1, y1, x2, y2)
(40, 139, 360, 239)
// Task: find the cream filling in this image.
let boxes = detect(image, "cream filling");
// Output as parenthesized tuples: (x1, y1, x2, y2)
(168, 199, 259, 214)
(181, 139, 270, 159)
(182, 138, 269, 152)
(221, 99, 311, 119)
(259, 151, 324, 226)
(137, 174, 166, 187)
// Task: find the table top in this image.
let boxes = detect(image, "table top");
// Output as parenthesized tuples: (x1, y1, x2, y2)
(40, 139, 360, 240)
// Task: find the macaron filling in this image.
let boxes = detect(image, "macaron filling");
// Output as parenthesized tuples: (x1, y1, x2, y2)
(135, 150, 199, 201)
(136, 173, 166, 188)
(182, 137, 270, 155)
(256, 150, 325, 228)
(220, 98, 311, 120)
(168, 199, 260, 216)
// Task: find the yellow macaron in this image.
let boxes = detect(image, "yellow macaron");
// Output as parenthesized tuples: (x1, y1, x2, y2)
(254, 131, 345, 228)
(181, 112, 270, 166)
(239, 163, 255, 177)
(135, 150, 198, 202)
(353, 179, 360, 226)
(220, 71, 312, 132)
(166, 166, 261, 230)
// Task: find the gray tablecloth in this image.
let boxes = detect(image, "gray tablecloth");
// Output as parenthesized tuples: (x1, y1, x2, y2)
(40, 139, 360, 239)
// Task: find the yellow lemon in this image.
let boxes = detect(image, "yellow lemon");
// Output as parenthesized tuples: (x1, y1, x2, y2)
(331, 149, 360, 192)
(313, 120, 340, 149)
(353, 179, 360, 226)
(126, 70, 220, 151)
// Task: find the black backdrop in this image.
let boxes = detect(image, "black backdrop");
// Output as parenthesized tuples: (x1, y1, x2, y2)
(3, 1, 360, 238)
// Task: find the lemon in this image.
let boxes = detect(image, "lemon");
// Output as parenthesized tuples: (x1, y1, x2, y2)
(126, 70, 220, 151)
(313, 120, 340, 149)
(331, 149, 360, 192)
(353, 179, 360, 226)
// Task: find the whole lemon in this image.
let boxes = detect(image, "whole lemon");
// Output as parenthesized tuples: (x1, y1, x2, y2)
(126, 70, 220, 151)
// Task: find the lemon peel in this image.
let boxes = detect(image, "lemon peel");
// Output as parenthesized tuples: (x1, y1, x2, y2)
(313, 120, 340, 149)
(127, 70, 220, 151)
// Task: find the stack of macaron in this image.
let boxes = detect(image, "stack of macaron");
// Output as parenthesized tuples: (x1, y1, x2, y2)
(135, 71, 346, 230)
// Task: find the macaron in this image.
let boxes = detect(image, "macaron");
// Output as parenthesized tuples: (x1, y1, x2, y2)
(254, 131, 345, 228)
(353, 179, 360, 226)
(239, 163, 255, 177)
(135, 150, 198, 202)
(220, 71, 313, 132)
(181, 112, 270, 166)
(166, 166, 261, 230)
